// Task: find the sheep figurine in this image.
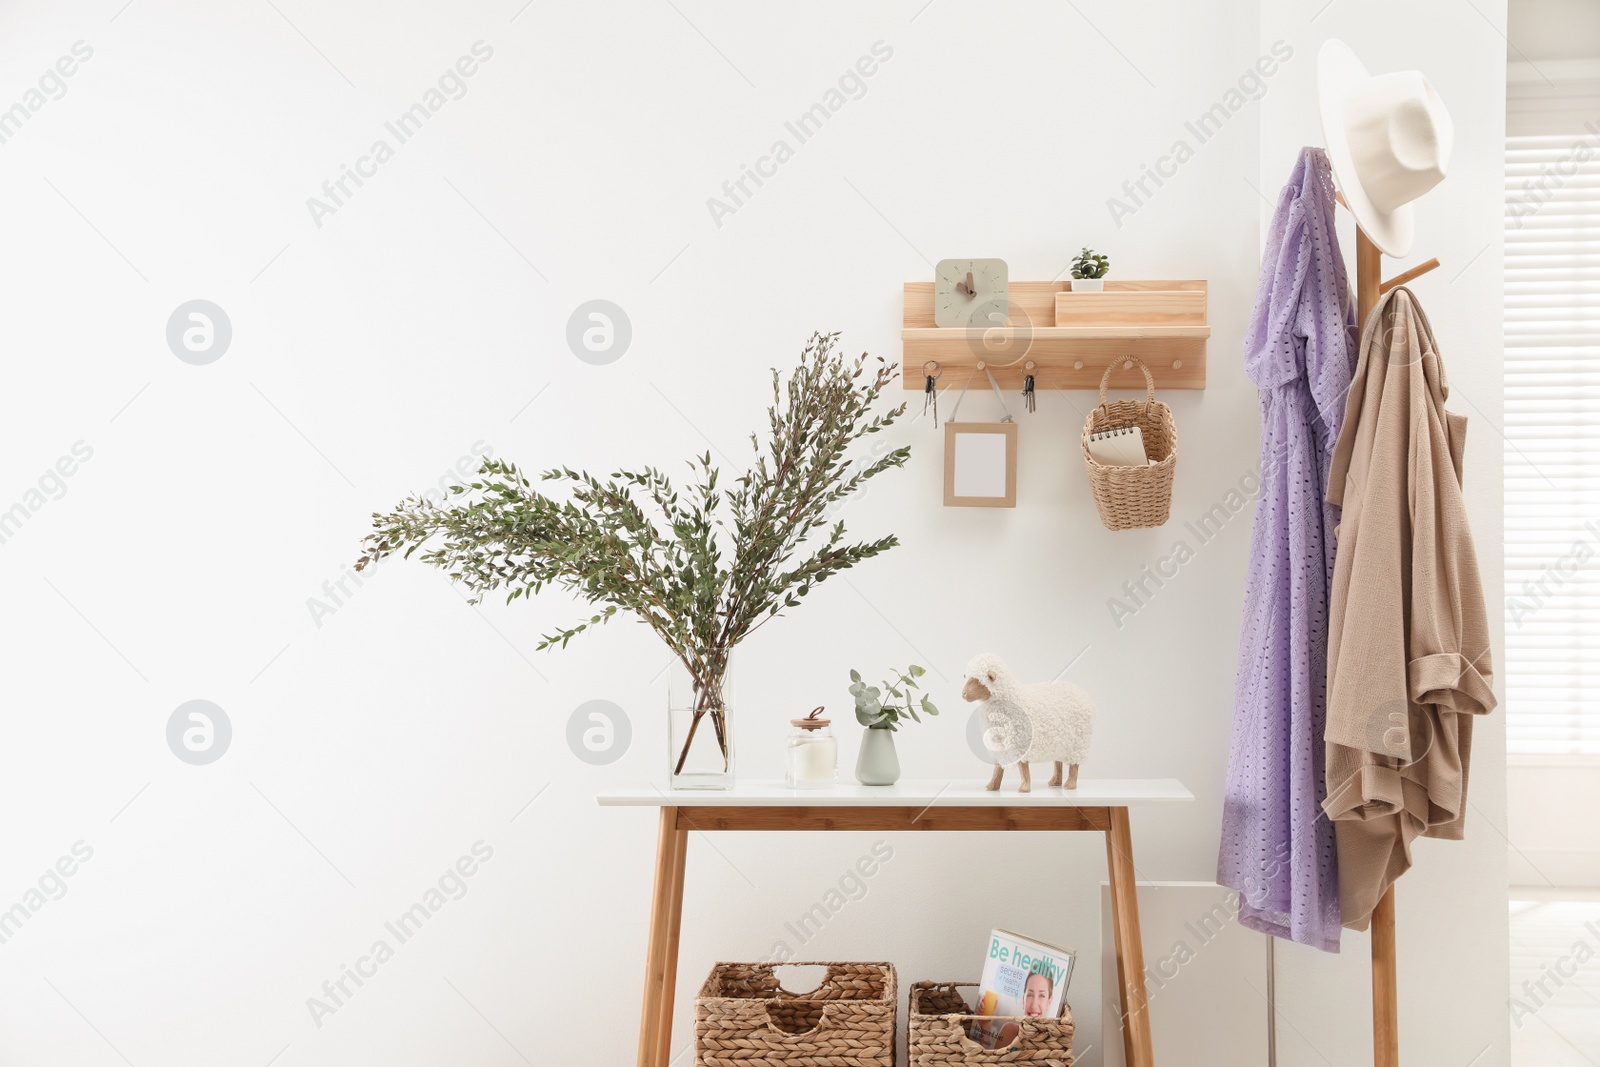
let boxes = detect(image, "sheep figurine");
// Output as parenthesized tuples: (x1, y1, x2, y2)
(962, 653, 1094, 792)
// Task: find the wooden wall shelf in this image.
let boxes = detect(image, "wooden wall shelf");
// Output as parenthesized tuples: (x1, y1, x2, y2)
(902, 279, 1209, 392)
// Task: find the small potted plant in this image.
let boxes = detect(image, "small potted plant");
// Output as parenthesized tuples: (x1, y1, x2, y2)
(850, 664, 939, 785)
(1070, 247, 1110, 291)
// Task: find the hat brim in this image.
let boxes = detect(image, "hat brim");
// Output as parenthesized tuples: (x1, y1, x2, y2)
(1317, 38, 1415, 258)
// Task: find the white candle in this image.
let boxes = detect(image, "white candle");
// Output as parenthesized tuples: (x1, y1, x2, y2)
(786, 735, 837, 785)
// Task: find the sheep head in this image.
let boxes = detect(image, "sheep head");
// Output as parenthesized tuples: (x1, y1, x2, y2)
(961, 653, 1012, 702)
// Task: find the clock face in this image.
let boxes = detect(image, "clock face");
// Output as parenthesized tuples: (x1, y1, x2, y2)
(934, 258, 1009, 328)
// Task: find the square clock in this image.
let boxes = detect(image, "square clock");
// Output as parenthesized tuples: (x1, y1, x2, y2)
(935, 258, 1008, 328)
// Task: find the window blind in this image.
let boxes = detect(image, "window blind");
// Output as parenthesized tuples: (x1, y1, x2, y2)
(1505, 75, 1600, 754)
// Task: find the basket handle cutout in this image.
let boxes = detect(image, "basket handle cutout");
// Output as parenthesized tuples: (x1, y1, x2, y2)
(766, 963, 831, 998)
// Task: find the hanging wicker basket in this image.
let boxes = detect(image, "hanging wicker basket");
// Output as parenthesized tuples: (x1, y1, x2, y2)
(1080, 355, 1178, 530)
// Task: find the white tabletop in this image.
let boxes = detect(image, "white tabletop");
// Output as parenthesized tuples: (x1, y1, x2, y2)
(597, 778, 1192, 808)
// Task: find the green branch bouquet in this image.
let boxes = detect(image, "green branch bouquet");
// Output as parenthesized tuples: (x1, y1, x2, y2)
(357, 332, 910, 777)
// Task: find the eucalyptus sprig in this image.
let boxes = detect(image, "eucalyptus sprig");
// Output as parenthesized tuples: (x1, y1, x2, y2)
(356, 332, 910, 773)
(851, 664, 939, 732)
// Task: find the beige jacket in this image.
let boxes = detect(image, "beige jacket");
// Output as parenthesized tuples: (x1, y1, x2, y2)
(1322, 288, 1497, 930)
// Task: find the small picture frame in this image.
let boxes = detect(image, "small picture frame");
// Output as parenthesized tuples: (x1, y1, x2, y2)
(943, 422, 1017, 508)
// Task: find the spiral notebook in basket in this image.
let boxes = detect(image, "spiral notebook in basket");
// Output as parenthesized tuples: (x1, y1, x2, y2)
(1085, 424, 1150, 467)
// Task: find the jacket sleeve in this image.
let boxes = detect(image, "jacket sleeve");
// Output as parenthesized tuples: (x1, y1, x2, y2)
(1406, 359, 1496, 720)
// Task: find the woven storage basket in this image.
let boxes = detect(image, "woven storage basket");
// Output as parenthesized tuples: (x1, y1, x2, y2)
(1080, 355, 1178, 530)
(909, 981, 1074, 1066)
(695, 961, 896, 1067)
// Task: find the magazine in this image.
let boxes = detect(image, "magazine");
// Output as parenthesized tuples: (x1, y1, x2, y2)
(966, 928, 1076, 1049)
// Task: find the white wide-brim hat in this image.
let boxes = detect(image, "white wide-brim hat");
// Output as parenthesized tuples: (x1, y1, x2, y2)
(1317, 39, 1454, 257)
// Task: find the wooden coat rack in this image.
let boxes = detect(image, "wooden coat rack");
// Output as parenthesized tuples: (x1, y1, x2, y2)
(1348, 211, 1440, 1067)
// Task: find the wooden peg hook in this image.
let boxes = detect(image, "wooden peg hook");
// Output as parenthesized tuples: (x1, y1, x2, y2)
(1380, 258, 1441, 294)
(1334, 191, 1443, 293)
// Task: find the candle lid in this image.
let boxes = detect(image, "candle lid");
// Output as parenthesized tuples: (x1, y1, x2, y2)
(791, 705, 830, 729)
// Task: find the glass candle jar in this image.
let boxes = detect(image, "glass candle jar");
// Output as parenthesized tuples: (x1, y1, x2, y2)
(784, 707, 837, 788)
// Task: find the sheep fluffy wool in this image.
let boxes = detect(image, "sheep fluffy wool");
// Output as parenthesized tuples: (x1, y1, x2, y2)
(963, 653, 1094, 777)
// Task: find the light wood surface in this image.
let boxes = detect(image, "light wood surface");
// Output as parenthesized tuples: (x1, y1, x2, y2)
(905, 325, 1209, 341)
(1054, 288, 1207, 326)
(652, 817, 687, 1067)
(1357, 230, 1383, 323)
(903, 280, 1209, 392)
(1357, 226, 1401, 1067)
(637, 807, 688, 1067)
(1379, 257, 1440, 295)
(1370, 887, 1399, 1067)
(676, 805, 1111, 832)
(1106, 806, 1155, 1067)
(904, 280, 1207, 328)
(903, 333, 1208, 391)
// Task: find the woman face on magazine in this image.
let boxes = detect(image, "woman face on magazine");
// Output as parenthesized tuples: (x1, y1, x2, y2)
(1022, 973, 1053, 1017)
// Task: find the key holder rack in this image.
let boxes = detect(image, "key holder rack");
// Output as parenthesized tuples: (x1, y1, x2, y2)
(902, 279, 1210, 393)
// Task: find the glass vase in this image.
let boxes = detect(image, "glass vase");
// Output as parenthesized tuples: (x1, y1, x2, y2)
(667, 659, 734, 789)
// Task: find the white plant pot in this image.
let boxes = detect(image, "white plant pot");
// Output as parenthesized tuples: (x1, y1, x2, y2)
(855, 727, 901, 786)
(1071, 278, 1106, 292)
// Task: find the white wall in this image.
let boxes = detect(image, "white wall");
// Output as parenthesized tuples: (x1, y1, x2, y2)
(1508, 0, 1600, 62)
(1260, 2, 1511, 1064)
(1509, 759, 1600, 887)
(0, 1, 1505, 1065)
(1100, 883, 1268, 1067)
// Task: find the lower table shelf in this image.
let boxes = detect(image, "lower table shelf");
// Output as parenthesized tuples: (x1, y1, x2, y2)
(599, 778, 1193, 1067)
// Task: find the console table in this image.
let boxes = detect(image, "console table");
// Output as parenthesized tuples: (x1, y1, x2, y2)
(599, 778, 1193, 1067)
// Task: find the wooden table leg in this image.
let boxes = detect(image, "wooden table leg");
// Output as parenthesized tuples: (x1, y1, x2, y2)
(638, 807, 689, 1067)
(1105, 806, 1155, 1067)
(1371, 886, 1399, 1067)
(653, 814, 689, 1067)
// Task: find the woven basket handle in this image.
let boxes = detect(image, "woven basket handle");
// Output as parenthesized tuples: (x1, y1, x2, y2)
(1096, 355, 1156, 417)
(931, 1016, 1051, 1061)
(758, 999, 837, 1042)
